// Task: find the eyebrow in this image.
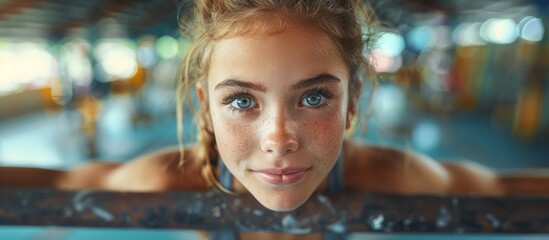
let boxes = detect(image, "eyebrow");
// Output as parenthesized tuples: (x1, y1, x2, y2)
(214, 73, 341, 92)
(214, 79, 266, 92)
(290, 74, 341, 91)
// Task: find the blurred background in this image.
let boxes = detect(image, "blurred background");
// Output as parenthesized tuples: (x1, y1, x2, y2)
(0, 0, 548, 239)
(0, 0, 547, 172)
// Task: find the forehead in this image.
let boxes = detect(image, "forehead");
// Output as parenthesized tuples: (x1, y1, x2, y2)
(207, 23, 349, 88)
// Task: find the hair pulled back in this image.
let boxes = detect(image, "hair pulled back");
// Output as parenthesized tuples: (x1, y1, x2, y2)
(176, 0, 378, 193)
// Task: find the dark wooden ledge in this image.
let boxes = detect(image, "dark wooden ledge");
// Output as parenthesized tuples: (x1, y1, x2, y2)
(0, 188, 548, 234)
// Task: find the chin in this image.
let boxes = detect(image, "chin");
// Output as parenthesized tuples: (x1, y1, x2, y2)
(252, 189, 312, 212)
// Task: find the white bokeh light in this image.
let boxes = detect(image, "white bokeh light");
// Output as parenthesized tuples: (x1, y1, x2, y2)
(18, 47, 56, 87)
(520, 17, 544, 42)
(60, 40, 93, 87)
(0, 42, 57, 93)
(0, 49, 18, 94)
(453, 23, 487, 46)
(480, 18, 518, 44)
(96, 40, 137, 80)
(374, 31, 405, 57)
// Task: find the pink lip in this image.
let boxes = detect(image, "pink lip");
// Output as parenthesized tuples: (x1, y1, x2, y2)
(252, 167, 310, 185)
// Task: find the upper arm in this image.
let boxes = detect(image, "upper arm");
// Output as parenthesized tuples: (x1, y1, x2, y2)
(394, 152, 504, 196)
(57, 162, 120, 190)
(398, 150, 451, 194)
(364, 147, 503, 196)
(104, 148, 207, 192)
(0, 167, 65, 188)
(345, 142, 451, 194)
(103, 150, 179, 191)
(441, 161, 503, 195)
(491, 171, 549, 196)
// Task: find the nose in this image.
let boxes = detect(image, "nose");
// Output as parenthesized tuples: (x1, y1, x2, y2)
(260, 108, 299, 156)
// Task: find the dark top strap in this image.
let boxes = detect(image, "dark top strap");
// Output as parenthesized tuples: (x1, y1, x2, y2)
(327, 148, 345, 194)
(218, 157, 234, 191)
(210, 159, 238, 240)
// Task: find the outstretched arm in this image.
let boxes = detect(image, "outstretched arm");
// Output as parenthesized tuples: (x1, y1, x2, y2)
(0, 167, 65, 188)
(442, 161, 504, 195)
(498, 171, 549, 195)
(344, 141, 549, 196)
(0, 147, 207, 192)
(443, 161, 549, 196)
(0, 162, 120, 189)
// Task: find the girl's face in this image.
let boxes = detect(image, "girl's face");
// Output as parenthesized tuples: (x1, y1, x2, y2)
(204, 23, 353, 211)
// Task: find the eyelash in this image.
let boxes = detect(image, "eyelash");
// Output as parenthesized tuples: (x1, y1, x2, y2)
(301, 86, 333, 110)
(221, 87, 334, 113)
(221, 90, 256, 113)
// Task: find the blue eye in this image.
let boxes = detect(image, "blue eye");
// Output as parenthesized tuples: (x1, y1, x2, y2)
(230, 96, 257, 109)
(301, 92, 326, 107)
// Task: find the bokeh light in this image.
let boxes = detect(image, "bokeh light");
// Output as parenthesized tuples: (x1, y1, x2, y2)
(433, 25, 452, 49)
(370, 50, 402, 73)
(374, 31, 405, 57)
(373, 84, 406, 127)
(156, 35, 179, 60)
(95, 39, 137, 80)
(519, 17, 544, 42)
(137, 36, 157, 68)
(408, 25, 434, 51)
(137, 45, 157, 68)
(59, 39, 93, 87)
(18, 47, 56, 87)
(480, 18, 518, 44)
(101, 48, 137, 79)
(369, 31, 405, 73)
(453, 22, 486, 46)
(0, 47, 17, 94)
(412, 121, 441, 151)
(0, 41, 56, 94)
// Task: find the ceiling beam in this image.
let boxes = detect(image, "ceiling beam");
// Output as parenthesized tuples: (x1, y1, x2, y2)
(0, 0, 43, 21)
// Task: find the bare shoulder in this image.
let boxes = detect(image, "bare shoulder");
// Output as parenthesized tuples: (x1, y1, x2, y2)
(104, 145, 208, 192)
(343, 140, 450, 194)
(343, 140, 503, 195)
(440, 160, 502, 195)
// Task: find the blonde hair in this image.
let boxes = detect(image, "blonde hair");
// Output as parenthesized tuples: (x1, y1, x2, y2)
(176, 0, 379, 193)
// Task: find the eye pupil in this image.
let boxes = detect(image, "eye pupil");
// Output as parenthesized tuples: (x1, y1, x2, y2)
(306, 94, 321, 105)
(237, 97, 251, 108)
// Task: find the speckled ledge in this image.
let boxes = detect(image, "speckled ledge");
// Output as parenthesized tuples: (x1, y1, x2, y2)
(1, 188, 548, 234)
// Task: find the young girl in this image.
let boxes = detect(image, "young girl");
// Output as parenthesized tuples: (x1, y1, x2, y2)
(1, 0, 548, 237)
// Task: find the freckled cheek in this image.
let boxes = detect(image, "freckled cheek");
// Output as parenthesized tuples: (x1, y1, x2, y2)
(213, 115, 255, 162)
(301, 111, 346, 154)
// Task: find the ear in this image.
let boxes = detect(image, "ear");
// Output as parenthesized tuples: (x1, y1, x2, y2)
(196, 82, 206, 103)
(345, 80, 362, 129)
(345, 104, 356, 130)
(196, 83, 215, 133)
